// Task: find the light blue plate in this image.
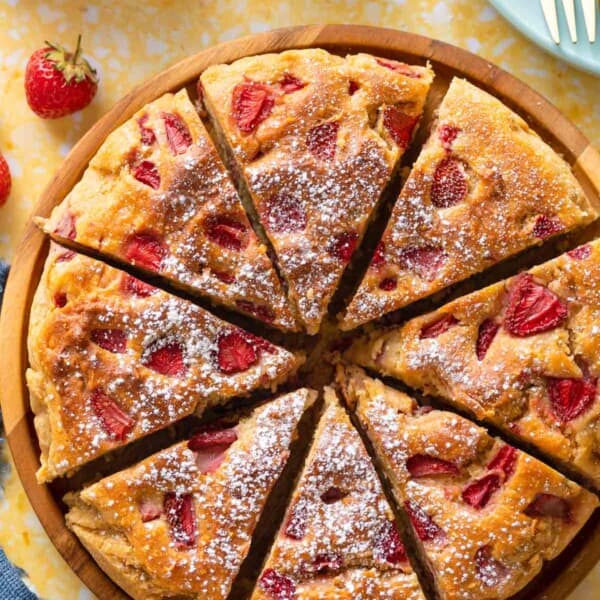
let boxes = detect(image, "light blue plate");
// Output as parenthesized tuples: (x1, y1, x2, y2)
(490, 0, 600, 75)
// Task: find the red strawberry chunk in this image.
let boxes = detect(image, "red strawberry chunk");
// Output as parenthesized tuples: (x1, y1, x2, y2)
(406, 454, 459, 478)
(132, 160, 161, 189)
(328, 231, 359, 263)
(212, 268, 236, 284)
(306, 122, 339, 161)
(439, 124, 460, 151)
(54, 212, 77, 240)
(313, 553, 343, 573)
(284, 503, 307, 540)
(231, 81, 275, 134)
(547, 376, 597, 422)
(90, 389, 135, 441)
(461, 473, 501, 509)
(567, 244, 592, 260)
(204, 215, 249, 251)
(263, 193, 307, 233)
(533, 214, 564, 240)
(524, 493, 571, 521)
(475, 545, 509, 587)
(125, 232, 167, 271)
(54, 292, 67, 308)
(91, 328, 128, 353)
(142, 341, 186, 377)
(430, 157, 468, 208)
(383, 106, 418, 149)
(348, 80, 359, 95)
(138, 114, 156, 146)
(404, 500, 445, 542)
(217, 330, 259, 374)
(487, 445, 518, 479)
(259, 569, 296, 600)
(375, 58, 422, 78)
(420, 314, 459, 339)
(162, 112, 192, 155)
(279, 73, 306, 93)
(504, 273, 568, 337)
(399, 245, 446, 280)
(194, 447, 229, 473)
(379, 521, 408, 564)
(140, 498, 162, 522)
(476, 319, 500, 360)
(164, 493, 196, 549)
(121, 274, 157, 297)
(188, 427, 238, 451)
(320, 486, 347, 504)
(371, 241, 386, 269)
(235, 299, 275, 324)
(379, 277, 397, 291)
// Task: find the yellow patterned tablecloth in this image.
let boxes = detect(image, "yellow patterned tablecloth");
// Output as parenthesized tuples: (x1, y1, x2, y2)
(0, 0, 598, 598)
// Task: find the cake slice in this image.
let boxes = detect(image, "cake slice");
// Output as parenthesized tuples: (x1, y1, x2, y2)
(27, 244, 302, 482)
(342, 77, 597, 330)
(252, 387, 424, 600)
(338, 366, 598, 600)
(65, 388, 316, 600)
(42, 89, 296, 331)
(201, 49, 434, 334)
(346, 240, 600, 486)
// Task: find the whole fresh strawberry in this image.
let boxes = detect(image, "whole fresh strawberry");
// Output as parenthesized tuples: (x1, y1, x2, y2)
(0, 152, 11, 207)
(25, 35, 98, 119)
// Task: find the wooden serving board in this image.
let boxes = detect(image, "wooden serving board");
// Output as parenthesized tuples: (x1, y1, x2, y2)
(0, 24, 599, 600)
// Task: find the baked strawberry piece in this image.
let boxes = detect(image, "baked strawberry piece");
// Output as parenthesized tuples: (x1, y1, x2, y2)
(342, 77, 597, 330)
(346, 240, 600, 486)
(27, 244, 303, 482)
(42, 89, 296, 331)
(65, 388, 316, 600)
(201, 49, 434, 334)
(252, 387, 424, 600)
(338, 366, 598, 600)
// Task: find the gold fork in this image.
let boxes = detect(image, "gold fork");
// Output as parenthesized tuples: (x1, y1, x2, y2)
(540, 0, 596, 43)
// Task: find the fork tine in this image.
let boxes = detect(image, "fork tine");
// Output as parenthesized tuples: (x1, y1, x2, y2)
(562, 0, 578, 41)
(582, 0, 597, 42)
(541, 0, 562, 43)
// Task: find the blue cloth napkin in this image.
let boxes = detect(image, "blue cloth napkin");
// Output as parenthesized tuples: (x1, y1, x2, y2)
(0, 259, 37, 599)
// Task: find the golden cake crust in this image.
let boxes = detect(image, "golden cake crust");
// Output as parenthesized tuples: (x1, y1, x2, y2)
(27, 244, 302, 482)
(66, 389, 316, 600)
(342, 78, 597, 330)
(338, 366, 599, 600)
(43, 89, 296, 331)
(252, 388, 424, 600)
(201, 49, 434, 334)
(347, 240, 600, 486)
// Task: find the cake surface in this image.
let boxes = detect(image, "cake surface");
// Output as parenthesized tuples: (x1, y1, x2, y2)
(338, 366, 599, 600)
(342, 77, 597, 330)
(347, 240, 600, 486)
(253, 387, 425, 600)
(27, 244, 302, 482)
(65, 389, 316, 600)
(201, 49, 434, 334)
(43, 89, 296, 331)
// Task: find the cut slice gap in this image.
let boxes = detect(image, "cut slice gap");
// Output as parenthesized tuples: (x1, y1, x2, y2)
(45, 234, 308, 351)
(228, 392, 324, 600)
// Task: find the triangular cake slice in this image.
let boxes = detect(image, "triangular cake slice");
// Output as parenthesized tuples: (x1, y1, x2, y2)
(201, 49, 434, 334)
(252, 387, 425, 600)
(338, 366, 598, 600)
(65, 389, 316, 600)
(42, 89, 296, 331)
(27, 244, 302, 482)
(342, 77, 597, 329)
(347, 240, 600, 486)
